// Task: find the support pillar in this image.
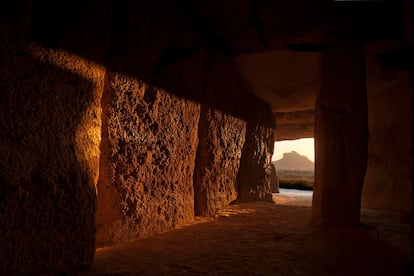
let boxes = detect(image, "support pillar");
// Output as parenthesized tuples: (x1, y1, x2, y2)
(312, 36, 368, 225)
(236, 123, 274, 202)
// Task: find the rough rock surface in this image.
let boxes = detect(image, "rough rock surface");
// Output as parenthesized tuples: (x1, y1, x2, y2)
(1, 0, 411, 275)
(96, 72, 200, 244)
(191, 50, 275, 209)
(274, 110, 314, 141)
(362, 42, 413, 213)
(193, 107, 246, 216)
(237, 123, 275, 201)
(312, 37, 368, 225)
(270, 162, 279, 193)
(0, 27, 104, 273)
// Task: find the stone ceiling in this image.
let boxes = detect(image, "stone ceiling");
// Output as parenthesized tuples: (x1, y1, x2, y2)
(216, 0, 408, 140)
(235, 50, 320, 113)
(224, 0, 406, 112)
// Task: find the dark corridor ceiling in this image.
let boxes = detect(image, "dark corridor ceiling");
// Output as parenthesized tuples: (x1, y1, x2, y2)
(228, 0, 408, 113)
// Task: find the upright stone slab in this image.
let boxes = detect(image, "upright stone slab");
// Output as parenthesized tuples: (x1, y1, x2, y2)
(361, 42, 413, 213)
(193, 50, 275, 207)
(236, 123, 274, 201)
(0, 27, 104, 273)
(270, 162, 279, 193)
(312, 36, 368, 225)
(96, 72, 200, 244)
(193, 106, 247, 216)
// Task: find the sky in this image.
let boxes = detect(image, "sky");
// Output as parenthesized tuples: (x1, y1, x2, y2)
(272, 138, 315, 162)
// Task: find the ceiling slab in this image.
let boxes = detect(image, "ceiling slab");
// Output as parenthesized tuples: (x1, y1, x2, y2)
(234, 50, 321, 112)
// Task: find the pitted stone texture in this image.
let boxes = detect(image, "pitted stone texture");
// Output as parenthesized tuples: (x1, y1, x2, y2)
(270, 163, 279, 193)
(0, 28, 103, 273)
(362, 42, 412, 213)
(193, 107, 247, 216)
(237, 124, 275, 201)
(96, 72, 200, 244)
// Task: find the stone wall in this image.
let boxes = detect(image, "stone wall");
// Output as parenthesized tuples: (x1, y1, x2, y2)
(362, 42, 413, 213)
(96, 72, 200, 244)
(270, 163, 280, 193)
(0, 26, 104, 273)
(0, 0, 276, 273)
(96, 53, 273, 241)
(237, 123, 275, 201)
(312, 37, 368, 225)
(192, 51, 274, 216)
(193, 107, 246, 216)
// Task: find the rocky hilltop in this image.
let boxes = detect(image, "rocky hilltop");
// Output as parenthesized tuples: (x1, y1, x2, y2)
(273, 151, 314, 171)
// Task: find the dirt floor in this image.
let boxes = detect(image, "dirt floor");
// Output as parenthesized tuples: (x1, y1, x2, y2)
(81, 191, 413, 275)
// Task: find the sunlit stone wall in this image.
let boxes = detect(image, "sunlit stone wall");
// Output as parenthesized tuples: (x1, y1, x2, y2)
(96, 73, 200, 243)
(0, 26, 104, 273)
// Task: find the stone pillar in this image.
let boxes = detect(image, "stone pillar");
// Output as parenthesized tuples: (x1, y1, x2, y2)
(270, 162, 279, 193)
(312, 36, 368, 225)
(193, 106, 246, 216)
(0, 27, 104, 273)
(236, 123, 274, 202)
(361, 42, 412, 213)
(96, 72, 200, 244)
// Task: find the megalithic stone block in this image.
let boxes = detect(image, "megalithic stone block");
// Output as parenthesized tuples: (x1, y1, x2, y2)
(237, 123, 274, 202)
(312, 36, 368, 225)
(193, 106, 247, 216)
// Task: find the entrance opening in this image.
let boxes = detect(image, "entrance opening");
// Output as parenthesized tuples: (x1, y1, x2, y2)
(272, 138, 314, 207)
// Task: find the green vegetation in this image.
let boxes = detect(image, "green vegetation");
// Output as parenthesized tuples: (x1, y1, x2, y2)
(277, 170, 314, 191)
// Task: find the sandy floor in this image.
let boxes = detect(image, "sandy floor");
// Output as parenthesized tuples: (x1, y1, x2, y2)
(81, 191, 412, 275)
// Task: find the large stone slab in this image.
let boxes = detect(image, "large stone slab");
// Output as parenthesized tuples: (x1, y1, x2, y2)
(274, 110, 314, 141)
(96, 72, 200, 244)
(193, 107, 246, 216)
(270, 163, 279, 193)
(194, 50, 275, 207)
(0, 27, 104, 273)
(362, 42, 412, 213)
(312, 36, 368, 225)
(237, 123, 275, 201)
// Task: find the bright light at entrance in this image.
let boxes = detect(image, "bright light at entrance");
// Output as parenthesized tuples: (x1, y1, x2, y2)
(272, 138, 314, 162)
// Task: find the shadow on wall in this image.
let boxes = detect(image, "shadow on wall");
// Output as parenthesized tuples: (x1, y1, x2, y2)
(378, 45, 413, 72)
(1, 0, 276, 272)
(27, 0, 274, 128)
(0, 28, 101, 272)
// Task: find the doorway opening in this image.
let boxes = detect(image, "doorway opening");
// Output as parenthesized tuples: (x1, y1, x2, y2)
(271, 138, 314, 207)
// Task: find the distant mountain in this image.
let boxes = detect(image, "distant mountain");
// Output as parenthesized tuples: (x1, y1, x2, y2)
(273, 151, 314, 171)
